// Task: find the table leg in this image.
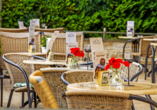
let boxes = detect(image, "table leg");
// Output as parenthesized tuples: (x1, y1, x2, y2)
(151, 45, 155, 83)
(0, 68, 3, 107)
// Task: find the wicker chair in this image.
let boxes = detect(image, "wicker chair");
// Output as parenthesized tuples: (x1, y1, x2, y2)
(2, 53, 47, 108)
(29, 68, 93, 109)
(120, 62, 143, 82)
(0, 28, 28, 32)
(43, 32, 84, 61)
(0, 32, 41, 69)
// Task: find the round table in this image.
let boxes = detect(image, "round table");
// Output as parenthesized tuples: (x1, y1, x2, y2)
(23, 60, 86, 65)
(67, 82, 157, 95)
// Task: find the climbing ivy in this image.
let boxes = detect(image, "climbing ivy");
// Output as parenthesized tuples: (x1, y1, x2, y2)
(1, 0, 157, 38)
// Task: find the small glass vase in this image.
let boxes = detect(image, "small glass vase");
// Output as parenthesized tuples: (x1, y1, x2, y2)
(70, 56, 80, 69)
(110, 72, 123, 86)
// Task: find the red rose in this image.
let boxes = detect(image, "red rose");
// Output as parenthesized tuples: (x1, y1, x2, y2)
(105, 64, 110, 70)
(70, 47, 84, 57)
(109, 57, 115, 65)
(115, 59, 123, 63)
(123, 61, 130, 67)
(112, 62, 121, 69)
(70, 47, 80, 55)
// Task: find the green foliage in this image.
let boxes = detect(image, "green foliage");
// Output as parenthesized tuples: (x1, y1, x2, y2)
(1, 0, 157, 39)
(41, 35, 51, 48)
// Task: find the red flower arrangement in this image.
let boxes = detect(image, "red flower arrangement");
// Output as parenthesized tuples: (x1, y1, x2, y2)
(105, 57, 130, 70)
(70, 47, 84, 57)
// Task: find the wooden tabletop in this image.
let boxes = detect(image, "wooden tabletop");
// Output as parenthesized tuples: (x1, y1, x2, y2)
(143, 39, 157, 41)
(5, 52, 46, 56)
(23, 60, 86, 65)
(150, 43, 157, 46)
(67, 82, 157, 95)
(118, 36, 138, 39)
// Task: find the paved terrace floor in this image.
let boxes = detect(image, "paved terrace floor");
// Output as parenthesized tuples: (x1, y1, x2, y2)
(0, 70, 157, 110)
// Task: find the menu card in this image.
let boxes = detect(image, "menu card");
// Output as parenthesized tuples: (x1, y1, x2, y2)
(18, 21, 25, 29)
(30, 20, 36, 27)
(28, 26, 35, 53)
(66, 32, 76, 43)
(66, 32, 77, 65)
(90, 37, 104, 53)
(33, 19, 40, 28)
(127, 21, 134, 37)
(93, 50, 107, 79)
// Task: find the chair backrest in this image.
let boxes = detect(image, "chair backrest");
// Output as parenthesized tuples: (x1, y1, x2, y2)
(65, 90, 132, 110)
(140, 36, 154, 57)
(0, 28, 28, 32)
(44, 32, 84, 60)
(3, 53, 32, 88)
(35, 28, 64, 33)
(0, 32, 41, 69)
(120, 62, 142, 82)
(62, 70, 93, 84)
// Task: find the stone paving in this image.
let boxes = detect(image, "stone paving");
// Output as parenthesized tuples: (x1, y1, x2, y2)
(0, 70, 157, 110)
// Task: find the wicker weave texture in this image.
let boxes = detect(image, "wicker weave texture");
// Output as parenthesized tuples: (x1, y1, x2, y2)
(64, 70, 93, 84)
(29, 70, 59, 109)
(4, 54, 32, 87)
(1, 33, 41, 69)
(66, 94, 132, 110)
(44, 32, 84, 61)
(120, 63, 140, 82)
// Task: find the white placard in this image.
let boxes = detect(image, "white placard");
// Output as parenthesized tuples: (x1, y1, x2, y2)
(30, 20, 36, 27)
(33, 19, 40, 28)
(127, 21, 134, 37)
(66, 32, 76, 43)
(18, 21, 24, 29)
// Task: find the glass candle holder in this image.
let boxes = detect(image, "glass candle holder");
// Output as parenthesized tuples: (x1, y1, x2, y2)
(84, 43, 91, 52)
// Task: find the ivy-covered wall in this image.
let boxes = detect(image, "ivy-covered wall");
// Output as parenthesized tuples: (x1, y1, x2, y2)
(1, 0, 157, 37)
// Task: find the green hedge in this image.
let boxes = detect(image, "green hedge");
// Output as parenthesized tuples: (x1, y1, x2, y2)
(1, 0, 157, 38)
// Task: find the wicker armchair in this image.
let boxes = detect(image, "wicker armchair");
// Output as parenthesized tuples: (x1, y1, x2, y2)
(0, 32, 41, 69)
(43, 32, 84, 61)
(29, 68, 93, 109)
(2, 53, 47, 108)
(0, 28, 28, 32)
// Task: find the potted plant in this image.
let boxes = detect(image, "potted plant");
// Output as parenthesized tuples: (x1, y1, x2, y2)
(41, 35, 51, 53)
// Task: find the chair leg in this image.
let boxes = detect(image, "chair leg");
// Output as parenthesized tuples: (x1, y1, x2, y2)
(21, 92, 24, 107)
(30, 92, 34, 107)
(132, 102, 135, 110)
(7, 89, 14, 108)
(34, 92, 37, 108)
(145, 95, 155, 110)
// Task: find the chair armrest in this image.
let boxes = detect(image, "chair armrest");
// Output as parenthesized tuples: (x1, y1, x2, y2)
(29, 70, 44, 84)
(122, 38, 141, 58)
(31, 55, 46, 60)
(129, 95, 157, 108)
(61, 72, 70, 85)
